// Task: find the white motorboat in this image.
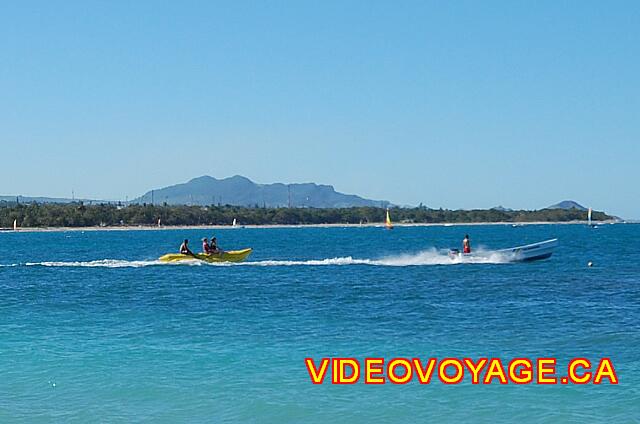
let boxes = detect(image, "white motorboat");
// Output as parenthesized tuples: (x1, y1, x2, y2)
(449, 238, 558, 262)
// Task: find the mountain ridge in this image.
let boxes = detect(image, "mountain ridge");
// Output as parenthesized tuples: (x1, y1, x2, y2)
(547, 200, 588, 211)
(133, 175, 391, 208)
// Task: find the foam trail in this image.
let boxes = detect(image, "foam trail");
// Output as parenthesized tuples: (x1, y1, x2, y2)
(24, 259, 173, 268)
(21, 258, 371, 268)
(18, 249, 512, 268)
(230, 248, 511, 267)
(372, 248, 512, 266)
(234, 257, 373, 266)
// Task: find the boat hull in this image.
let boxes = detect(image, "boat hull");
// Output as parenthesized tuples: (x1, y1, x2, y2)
(498, 239, 558, 261)
(159, 248, 253, 263)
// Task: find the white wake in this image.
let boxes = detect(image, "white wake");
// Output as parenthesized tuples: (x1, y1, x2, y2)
(15, 249, 512, 268)
(23, 259, 167, 268)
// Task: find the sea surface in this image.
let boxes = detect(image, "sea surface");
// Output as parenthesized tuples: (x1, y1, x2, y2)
(1, 224, 638, 423)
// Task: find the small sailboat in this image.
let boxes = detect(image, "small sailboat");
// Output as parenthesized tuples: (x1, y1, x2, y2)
(13, 219, 17, 231)
(588, 208, 597, 228)
(232, 218, 237, 227)
(385, 208, 393, 230)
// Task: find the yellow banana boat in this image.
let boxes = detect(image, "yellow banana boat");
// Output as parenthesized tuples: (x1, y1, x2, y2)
(159, 248, 252, 263)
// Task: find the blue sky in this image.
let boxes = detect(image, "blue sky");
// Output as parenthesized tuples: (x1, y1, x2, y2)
(1, 1, 638, 217)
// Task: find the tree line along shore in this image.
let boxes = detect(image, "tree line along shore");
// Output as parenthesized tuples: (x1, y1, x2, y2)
(0, 203, 612, 228)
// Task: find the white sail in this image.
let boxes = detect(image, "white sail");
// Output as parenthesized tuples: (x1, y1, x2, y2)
(588, 208, 592, 226)
(232, 218, 237, 227)
(13, 219, 17, 231)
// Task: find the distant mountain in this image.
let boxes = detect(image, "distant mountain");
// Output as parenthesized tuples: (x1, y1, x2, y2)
(134, 175, 390, 208)
(547, 200, 588, 211)
(491, 205, 513, 212)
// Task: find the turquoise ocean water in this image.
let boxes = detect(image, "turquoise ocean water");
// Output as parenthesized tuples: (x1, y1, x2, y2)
(0, 224, 638, 422)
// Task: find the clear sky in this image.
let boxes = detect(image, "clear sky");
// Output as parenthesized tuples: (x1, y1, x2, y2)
(1, 1, 638, 217)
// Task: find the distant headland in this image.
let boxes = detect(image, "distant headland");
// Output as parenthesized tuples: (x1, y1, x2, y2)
(0, 175, 618, 228)
(0, 203, 615, 230)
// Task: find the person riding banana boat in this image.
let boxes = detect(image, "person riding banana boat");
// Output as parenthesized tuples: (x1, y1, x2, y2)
(179, 239, 194, 256)
(202, 238, 211, 254)
(209, 236, 222, 254)
(199, 236, 223, 255)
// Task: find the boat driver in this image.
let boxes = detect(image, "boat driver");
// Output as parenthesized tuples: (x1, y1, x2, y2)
(463, 234, 471, 254)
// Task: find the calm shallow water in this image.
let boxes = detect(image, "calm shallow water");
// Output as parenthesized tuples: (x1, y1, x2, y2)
(1, 224, 638, 422)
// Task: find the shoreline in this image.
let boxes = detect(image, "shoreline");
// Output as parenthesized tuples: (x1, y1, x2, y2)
(1, 220, 624, 233)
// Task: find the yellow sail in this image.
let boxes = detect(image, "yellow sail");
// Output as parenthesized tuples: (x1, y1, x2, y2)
(385, 208, 393, 229)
